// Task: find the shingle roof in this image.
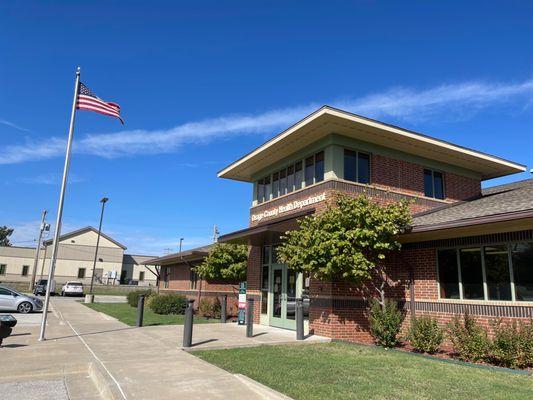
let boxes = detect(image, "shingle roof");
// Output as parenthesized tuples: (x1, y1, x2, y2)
(412, 179, 533, 229)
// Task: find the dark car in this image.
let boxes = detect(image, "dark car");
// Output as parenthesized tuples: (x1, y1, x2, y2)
(33, 279, 56, 296)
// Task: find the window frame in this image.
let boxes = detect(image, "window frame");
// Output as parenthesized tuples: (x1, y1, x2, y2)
(424, 168, 445, 200)
(21, 265, 29, 277)
(343, 148, 371, 184)
(77, 268, 86, 279)
(436, 242, 529, 302)
(0, 264, 6, 275)
(139, 271, 145, 282)
(189, 267, 198, 289)
(254, 150, 326, 204)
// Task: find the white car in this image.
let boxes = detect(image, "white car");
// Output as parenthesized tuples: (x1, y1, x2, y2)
(61, 281, 84, 297)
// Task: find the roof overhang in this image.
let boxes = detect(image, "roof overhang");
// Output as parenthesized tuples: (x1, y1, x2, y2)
(403, 210, 533, 243)
(218, 106, 526, 182)
(143, 250, 210, 266)
(219, 209, 314, 245)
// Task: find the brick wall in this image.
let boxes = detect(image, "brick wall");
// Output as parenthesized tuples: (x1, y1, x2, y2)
(306, 238, 533, 344)
(250, 153, 481, 226)
(372, 153, 480, 201)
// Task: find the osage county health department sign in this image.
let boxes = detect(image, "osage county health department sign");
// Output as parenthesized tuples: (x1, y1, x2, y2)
(251, 192, 326, 223)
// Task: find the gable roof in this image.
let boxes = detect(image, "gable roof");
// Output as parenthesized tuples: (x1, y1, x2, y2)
(411, 179, 533, 232)
(218, 106, 526, 182)
(43, 226, 127, 250)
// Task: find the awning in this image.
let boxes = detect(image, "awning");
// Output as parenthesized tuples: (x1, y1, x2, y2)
(219, 209, 315, 245)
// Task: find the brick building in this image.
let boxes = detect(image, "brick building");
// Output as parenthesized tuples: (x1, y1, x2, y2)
(217, 105, 532, 342)
(144, 245, 240, 315)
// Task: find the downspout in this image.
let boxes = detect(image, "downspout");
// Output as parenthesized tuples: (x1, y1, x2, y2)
(408, 264, 416, 324)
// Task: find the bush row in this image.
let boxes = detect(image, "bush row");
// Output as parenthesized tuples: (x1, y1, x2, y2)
(369, 300, 533, 369)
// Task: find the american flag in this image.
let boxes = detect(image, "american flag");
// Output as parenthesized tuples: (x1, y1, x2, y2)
(76, 82, 124, 124)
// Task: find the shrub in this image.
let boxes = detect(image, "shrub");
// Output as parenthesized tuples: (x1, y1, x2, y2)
(368, 300, 404, 348)
(198, 297, 222, 319)
(149, 294, 187, 315)
(489, 319, 533, 369)
(447, 313, 490, 362)
(127, 289, 153, 308)
(408, 315, 443, 354)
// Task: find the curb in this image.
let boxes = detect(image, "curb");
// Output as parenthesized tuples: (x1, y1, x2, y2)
(88, 362, 126, 400)
(233, 373, 294, 400)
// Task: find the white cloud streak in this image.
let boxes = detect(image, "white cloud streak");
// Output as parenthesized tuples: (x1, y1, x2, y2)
(2, 79, 533, 165)
(15, 173, 84, 185)
(0, 118, 31, 133)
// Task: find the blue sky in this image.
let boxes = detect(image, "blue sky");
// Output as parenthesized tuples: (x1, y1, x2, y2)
(1, 1, 532, 254)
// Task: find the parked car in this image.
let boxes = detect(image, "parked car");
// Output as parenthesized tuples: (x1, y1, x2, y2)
(33, 279, 56, 296)
(0, 285, 43, 313)
(61, 281, 84, 297)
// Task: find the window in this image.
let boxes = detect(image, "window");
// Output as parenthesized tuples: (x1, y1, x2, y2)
(139, 271, 145, 282)
(264, 175, 271, 201)
(437, 249, 460, 299)
(272, 172, 279, 199)
(21, 265, 29, 276)
(344, 149, 371, 184)
(0, 287, 12, 296)
(0, 264, 6, 275)
(77, 268, 86, 279)
(437, 243, 532, 302)
(305, 156, 314, 186)
(484, 245, 512, 301)
(294, 161, 303, 191)
(257, 178, 265, 203)
(261, 245, 271, 314)
(424, 169, 445, 199)
(315, 151, 324, 183)
(279, 169, 287, 196)
(287, 165, 295, 194)
(190, 267, 198, 289)
(459, 248, 484, 300)
(512, 242, 533, 301)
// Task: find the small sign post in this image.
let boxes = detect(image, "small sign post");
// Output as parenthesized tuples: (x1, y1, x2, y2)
(237, 282, 247, 325)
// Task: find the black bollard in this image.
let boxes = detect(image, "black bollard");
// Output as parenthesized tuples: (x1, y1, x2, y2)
(136, 295, 145, 327)
(296, 298, 304, 340)
(220, 295, 227, 323)
(183, 299, 195, 348)
(246, 298, 254, 338)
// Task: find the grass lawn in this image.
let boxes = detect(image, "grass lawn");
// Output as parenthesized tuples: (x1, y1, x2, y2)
(194, 342, 533, 400)
(84, 302, 218, 326)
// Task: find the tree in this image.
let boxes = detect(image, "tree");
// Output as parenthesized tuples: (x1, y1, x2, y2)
(0, 226, 14, 247)
(277, 194, 411, 308)
(195, 243, 248, 281)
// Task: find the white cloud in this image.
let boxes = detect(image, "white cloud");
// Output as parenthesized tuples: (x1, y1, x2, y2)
(0, 118, 31, 133)
(2, 79, 533, 165)
(15, 173, 84, 185)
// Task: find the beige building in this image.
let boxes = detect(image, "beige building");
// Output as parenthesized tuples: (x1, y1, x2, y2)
(0, 226, 157, 287)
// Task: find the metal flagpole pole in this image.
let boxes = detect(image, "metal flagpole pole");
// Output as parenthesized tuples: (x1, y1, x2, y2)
(39, 67, 81, 341)
(29, 210, 48, 292)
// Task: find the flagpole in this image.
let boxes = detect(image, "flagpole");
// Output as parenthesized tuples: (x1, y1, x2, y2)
(39, 67, 81, 341)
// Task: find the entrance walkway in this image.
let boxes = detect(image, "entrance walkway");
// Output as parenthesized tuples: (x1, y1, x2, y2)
(0, 298, 328, 399)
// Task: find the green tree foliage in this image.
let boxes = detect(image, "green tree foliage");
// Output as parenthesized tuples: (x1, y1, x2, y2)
(277, 195, 411, 305)
(0, 226, 14, 246)
(195, 243, 248, 281)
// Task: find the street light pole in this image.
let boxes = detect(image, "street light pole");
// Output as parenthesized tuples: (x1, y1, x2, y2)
(89, 197, 109, 296)
(29, 210, 47, 291)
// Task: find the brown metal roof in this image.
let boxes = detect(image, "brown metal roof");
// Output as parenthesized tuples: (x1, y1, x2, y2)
(142, 244, 214, 265)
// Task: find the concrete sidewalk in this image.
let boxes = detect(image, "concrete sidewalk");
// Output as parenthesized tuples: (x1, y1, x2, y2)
(0, 298, 327, 399)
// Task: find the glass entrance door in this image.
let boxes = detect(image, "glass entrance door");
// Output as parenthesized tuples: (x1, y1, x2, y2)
(269, 264, 300, 330)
